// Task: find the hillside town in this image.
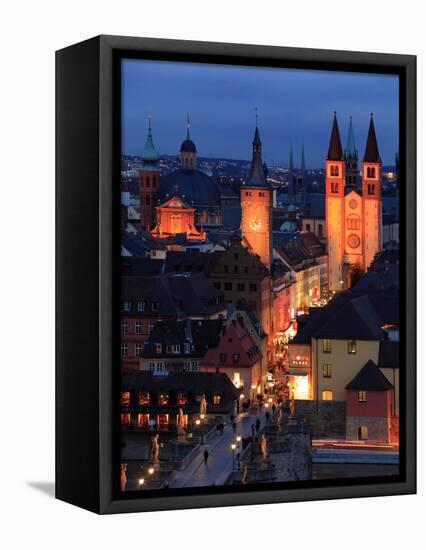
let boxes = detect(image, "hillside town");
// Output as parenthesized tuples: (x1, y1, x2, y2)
(120, 113, 400, 491)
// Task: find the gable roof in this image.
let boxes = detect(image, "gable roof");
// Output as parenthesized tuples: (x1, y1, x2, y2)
(345, 360, 393, 391)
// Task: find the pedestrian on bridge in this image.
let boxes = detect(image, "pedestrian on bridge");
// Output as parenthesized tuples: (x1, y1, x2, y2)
(203, 448, 209, 465)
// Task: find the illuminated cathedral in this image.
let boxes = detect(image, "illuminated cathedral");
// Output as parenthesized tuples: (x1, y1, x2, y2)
(326, 113, 382, 291)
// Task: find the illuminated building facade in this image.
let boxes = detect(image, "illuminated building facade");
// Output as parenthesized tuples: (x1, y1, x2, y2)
(326, 113, 382, 291)
(151, 196, 206, 240)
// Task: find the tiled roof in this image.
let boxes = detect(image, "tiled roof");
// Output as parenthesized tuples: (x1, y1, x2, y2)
(345, 360, 393, 391)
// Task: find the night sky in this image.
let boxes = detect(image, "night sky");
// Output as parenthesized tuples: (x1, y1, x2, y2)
(122, 59, 399, 168)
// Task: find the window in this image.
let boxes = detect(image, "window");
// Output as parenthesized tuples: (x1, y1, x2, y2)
(191, 361, 199, 372)
(347, 215, 361, 230)
(358, 426, 369, 440)
(121, 391, 130, 407)
(322, 339, 332, 353)
(219, 352, 227, 363)
(232, 353, 240, 363)
(331, 182, 339, 193)
(152, 301, 159, 311)
(157, 413, 169, 429)
(213, 395, 221, 405)
(166, 345, 172, 353)
(367, 183, 375, 195)
(135, 343, 143, 356)
(184, 343, 190, 354)
(121, 343, 128, 357)
(237, 283, 245, 291)
(358, 391, 367, 403)
(367, 166, 376, 178)
(148, 322, 154, 334)
(172, 344, 180, 354)
(322, 364, 332, 378)
(137, 301, 145, 312)
(123, 301, 131, 312)
(158, 393, 169, 406)
(121, 413, 131, 426)
(249, 283, 257, 292)
(306, 223, 311, 232)
(330, 165, 339, 177)
(155, 343, 162, 354)
(234, 266, 239, 273)
(177, 392, 188, 406)
(224, 282, 232, 291)
(121, 321, 128, 334)
(135, 320, 143, 335)
(137, 413, 149, 428)
(138, 391, 150, 406)
(322, 390, 333, 401)
(244, 266, 249, 273)
(176, 413, 188, 428)
(213, 282, 221, 290)
(233, 372, 241, 387)
(348, 340, 357, 354)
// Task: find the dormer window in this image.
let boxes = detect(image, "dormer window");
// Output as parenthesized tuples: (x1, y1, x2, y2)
(123, 301, 131, 312)
(152, 301, 159, 311)
(137, 301, 145, 312)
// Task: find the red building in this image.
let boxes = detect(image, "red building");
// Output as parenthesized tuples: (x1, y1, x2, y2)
(345, 359, 393, 443)
(151, 196, 206, 240)
(201, 318, 262, 400)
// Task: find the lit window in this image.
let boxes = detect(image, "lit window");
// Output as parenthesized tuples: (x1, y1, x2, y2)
(322, 364, 332, 378)
(358, 391, 367, 403)
(121, 321, 128, 334)
(322, 339, 332, 353)
(158, 393, 169, 406)
(121, 391, 130, 407)
(322, 390, 333, 401)
(121, 413, 131, 426)
(157, 413, 169, 429)
(138, 391, 150, 406)
(135, 343, 143, 356)
(123, 301, 131, 312)
(233, 372, 241, 388)
(137, 413, 149, 428)
(121, 343, 128, 357)
(137, 301, 145, 312)
(177, 392, 188, 406)
(348, 340, 357, 354)
(213, 395, 221, 405)
(135, 320, 143, 335)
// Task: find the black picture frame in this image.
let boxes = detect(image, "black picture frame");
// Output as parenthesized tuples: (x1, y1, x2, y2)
(56, 35, 416, 514)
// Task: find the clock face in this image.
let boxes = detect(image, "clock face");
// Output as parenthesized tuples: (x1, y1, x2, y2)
(249, 216, 262, 231)
(347, 233, 360, 249)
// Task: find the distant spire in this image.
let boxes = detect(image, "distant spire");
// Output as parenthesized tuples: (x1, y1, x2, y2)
(141, 114, 160, 164)
(186, 114, 191, 140)
(288, 143, 296, 200)
(345, 116, 358, 159)
(363, 113, 381, 163)
(327, 112, 343, 161)
(301, 144, 306, 174)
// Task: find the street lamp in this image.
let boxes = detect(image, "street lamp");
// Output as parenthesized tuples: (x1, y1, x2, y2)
(148, 467, 154, 475)
(231, 443, 237, 469)
(195, 419, 201, 427)
(138, 477, 145, 487)
(236, 435, 242, 444)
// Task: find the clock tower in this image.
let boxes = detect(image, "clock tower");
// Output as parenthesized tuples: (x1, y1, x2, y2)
(240, 123, 272, 268)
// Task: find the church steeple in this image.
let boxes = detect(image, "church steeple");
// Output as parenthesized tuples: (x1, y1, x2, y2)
(288, 143, 296, 201)
(363, 113, 381, 163)
(141, 114, 160, 166)
(327, 112, 343, 161)
(244, 122, 269, 188)
(344, 116, 358, 191)
(180, 114, 197, 169)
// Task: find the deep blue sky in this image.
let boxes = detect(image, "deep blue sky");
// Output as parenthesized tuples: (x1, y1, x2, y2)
(122, 59, 399, 168)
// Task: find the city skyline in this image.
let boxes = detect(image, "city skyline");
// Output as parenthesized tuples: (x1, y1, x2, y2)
(122, 59, 399, 167)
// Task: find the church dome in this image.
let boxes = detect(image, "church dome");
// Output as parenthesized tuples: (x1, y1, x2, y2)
(157, 168, 220, 207)
(180, 139, 197, 153)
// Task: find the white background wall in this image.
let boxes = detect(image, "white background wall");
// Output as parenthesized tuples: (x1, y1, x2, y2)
(0, 1, 423, 548)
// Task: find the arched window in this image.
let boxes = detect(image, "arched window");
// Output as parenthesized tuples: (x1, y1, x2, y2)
(331, 182, 338, 194)
(347, 214, 360, 230)
(330, 165, 339, 177)
(367, 167, 376, 179)
(367, 184, 375, 195)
